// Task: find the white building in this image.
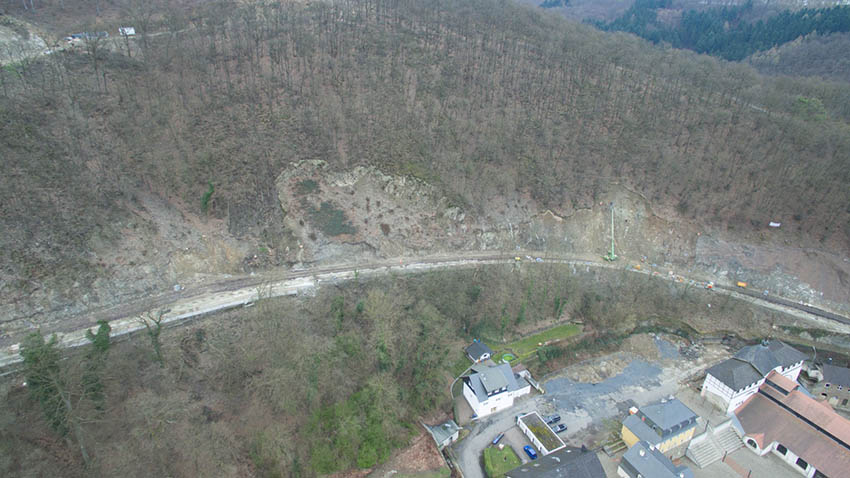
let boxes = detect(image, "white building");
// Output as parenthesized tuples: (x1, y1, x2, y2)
(701, 340, 806, 414)
(462, 363, 530, 418)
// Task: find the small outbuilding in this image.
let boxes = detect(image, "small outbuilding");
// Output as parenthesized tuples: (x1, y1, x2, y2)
(424, 420, 460, 450)
(466, 340, 493, 363)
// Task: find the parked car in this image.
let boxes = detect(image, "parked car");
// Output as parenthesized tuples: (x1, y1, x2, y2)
(492, 432, 505, 445)
(544, 414, 561, 425)
(552, 423, 567, 433)
(523, 445, 538, 460)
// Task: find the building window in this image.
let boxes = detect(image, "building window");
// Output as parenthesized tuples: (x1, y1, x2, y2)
(776, 444, 787, 455)
(796, 457, 809, 470)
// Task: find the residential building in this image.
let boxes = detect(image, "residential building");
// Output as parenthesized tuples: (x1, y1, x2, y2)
(466, 340, 493, 363)
(462, 363, 531, 418)
(808, 363, 850, 413)
(505, 446, 606, 478)
(701, 340, 806, 414)
(424, 420, 460, 450)
(734, 370, 850, 478)
(617, 441, 694, 478)
(621, 397, 698, 459)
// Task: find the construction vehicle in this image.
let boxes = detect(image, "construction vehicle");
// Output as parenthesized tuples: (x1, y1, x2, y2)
(736, 281, 748, 288)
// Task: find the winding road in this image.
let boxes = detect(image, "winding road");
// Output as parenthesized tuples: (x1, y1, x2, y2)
(2, 250, 848, 369)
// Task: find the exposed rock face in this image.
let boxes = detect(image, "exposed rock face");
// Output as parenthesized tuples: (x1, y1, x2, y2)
(0, 21, 47, 66)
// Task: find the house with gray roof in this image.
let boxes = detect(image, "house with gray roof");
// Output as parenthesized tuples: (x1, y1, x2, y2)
(701, 340, 806, 414)
(621, 397, 698, 458)
(465, 340, 493, 363)
(617, 441, 694, 478)
(462, 362, 530, 418)
(505, 446, 606, 478)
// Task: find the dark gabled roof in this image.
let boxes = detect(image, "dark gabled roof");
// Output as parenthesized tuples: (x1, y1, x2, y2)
(767, 340, 808, 367)
(620, 441, 693, 478)
(706, 359, 764, 392)
(466, 341, 493, 360)
(639, 398, 698, 432)
(734, 341, 806, 375)
(505, 446, 606, 478)
(822, 364, 850, 388)
(709, 340, 807, 391)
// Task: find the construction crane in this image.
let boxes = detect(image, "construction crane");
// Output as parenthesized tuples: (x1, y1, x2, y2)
(603, 202, 618, 262)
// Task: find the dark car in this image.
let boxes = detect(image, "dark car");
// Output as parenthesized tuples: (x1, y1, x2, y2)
(544, 414, 561, 425)
(492, 432, 505, 445)
(552, 423, 567, 433)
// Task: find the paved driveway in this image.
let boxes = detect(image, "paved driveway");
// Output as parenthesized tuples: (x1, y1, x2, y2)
(453, 396, 542, 478)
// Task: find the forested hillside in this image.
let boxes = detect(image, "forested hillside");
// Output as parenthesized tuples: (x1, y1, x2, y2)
(1, 0, 850, 331)
(595, 0, 850, 60)
(747, 32, 850, 83)
(0, 264, 755, 477)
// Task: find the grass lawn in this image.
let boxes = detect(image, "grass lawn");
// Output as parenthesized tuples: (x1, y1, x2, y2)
(483, 445, 521, 478)
(493, 323, 582, 362)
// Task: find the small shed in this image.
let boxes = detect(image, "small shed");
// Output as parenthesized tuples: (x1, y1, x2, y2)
(466, 340, 493, 363)
(425, 420, 460, 450)
(119, 27, 136, 36)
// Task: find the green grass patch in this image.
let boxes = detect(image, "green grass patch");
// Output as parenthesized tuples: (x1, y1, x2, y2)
(296, 179, 319, 194)
(496, 323, 581, 361)
(483, 445, 521, 478)
(449, 351, 472, 377)
(309, 201, 356, 237)
(200, 181, 214, 214)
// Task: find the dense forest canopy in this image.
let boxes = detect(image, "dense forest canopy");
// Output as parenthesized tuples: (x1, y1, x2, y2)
(595, 0, 850, 61)
(2, 0, 849, 303)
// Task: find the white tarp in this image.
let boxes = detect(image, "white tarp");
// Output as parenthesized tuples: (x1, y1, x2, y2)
(769, 222, 781, 228)
(119, 27, 136, 36)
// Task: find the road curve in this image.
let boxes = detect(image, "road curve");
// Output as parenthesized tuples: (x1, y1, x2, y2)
(2, 251, 848, 370)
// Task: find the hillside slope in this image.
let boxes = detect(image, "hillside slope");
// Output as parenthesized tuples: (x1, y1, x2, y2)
(1, 0, 849, 328)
